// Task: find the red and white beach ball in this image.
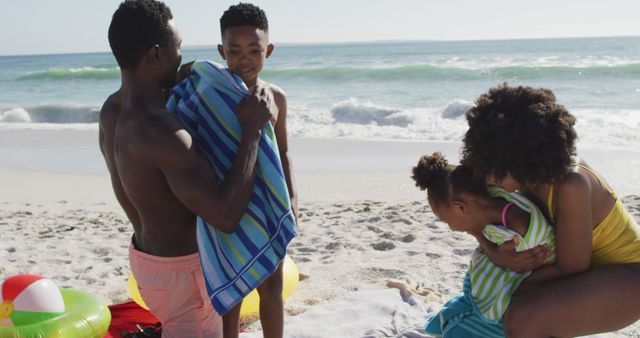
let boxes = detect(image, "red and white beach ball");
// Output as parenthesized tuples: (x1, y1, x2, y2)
(0, 275, 65, 327)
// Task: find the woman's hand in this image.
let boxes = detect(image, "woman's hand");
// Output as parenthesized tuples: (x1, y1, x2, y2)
(478, 235, 551, 273)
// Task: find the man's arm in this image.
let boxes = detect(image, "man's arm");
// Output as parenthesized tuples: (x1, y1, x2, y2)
(272, 88, 298, 221)
(153, 88, 272, 233)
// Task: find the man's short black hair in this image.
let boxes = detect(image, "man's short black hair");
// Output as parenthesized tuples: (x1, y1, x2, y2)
(220, 3, 269, 35)
(108, 0, 173, 70)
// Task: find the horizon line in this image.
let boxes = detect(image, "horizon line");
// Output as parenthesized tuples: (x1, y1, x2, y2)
(1, 34, 639, 58)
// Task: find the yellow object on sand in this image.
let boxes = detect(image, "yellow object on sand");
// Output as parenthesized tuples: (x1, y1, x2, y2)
(126, 273, 147, 310)
(128, 256, 299, 319)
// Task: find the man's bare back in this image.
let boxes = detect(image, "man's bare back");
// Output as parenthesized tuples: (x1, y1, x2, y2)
(100, 85, 272, 257)
(100, 91, 197, 256)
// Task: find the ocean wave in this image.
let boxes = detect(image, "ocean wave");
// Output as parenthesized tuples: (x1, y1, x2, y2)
(0, 108, 31, 122)
(12, 62, 640, 83)
(263, 65, 464, 81)
(434, 55, 640, 70)
(330, 98, 413, 126)
(18, 67, 120, 80)
(289, 103, 640, 150)
(0, 105, 100, 123)
(327, 98, 472, 128)
(573, 108, 640, 150)
(262, 63, 640, 81)
(1, 102, 638, 151)
(490, 63, 640, 78)
(441, 100, 474, 119)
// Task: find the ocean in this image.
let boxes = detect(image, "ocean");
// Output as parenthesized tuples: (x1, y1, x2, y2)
(1, 36, 639, 150)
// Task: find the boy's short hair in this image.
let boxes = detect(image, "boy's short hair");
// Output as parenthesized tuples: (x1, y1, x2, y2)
(108, 0, 173, 70)
(220, 3, 269, 34)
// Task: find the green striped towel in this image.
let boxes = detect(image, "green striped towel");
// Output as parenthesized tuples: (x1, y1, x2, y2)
(167, 60, 298, 315)
(468, 187, 556, 321)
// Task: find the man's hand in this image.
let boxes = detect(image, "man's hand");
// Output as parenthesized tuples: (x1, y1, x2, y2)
(237, 86, 273, 137)
(177, 61, 195, 84)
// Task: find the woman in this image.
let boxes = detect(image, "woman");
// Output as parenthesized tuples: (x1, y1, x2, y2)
(461, 84, 640, 337)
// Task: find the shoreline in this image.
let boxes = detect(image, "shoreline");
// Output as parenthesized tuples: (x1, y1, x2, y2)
(1, 129, 638, 202)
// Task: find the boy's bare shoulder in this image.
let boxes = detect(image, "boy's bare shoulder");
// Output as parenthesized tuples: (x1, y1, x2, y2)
(260, 81, 287, 102)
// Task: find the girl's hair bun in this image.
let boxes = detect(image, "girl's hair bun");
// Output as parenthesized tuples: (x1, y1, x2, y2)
(412, 152, 449, 191)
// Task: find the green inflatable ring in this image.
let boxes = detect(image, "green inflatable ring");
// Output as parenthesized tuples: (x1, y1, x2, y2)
(0, 288, 111, 338)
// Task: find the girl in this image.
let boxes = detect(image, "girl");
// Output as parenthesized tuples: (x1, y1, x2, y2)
(411, 152, 555, 337)
(461, 84, 640, 337)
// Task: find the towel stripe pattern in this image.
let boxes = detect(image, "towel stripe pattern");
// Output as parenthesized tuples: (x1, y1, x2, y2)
(469, 187, 556, 321)
(167, 60, 298, 315)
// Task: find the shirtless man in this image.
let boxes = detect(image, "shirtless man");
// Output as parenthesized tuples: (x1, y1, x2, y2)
(99, 1, 272, 337)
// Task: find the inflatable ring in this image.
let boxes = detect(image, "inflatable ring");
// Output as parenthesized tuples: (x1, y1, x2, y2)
(128, 255, 299, 319)
(0, 288, 111, 338)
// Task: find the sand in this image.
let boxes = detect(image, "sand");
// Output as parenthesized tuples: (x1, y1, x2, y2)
(1, 128, 639, 337)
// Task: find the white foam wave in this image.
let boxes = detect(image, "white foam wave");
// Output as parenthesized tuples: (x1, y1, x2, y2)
(0, 104, 100, 124)
(67, 66, 115, 73)
(330, 98, 414, 127)
(19, 67, 120, 80)
(287, 102, 640, 150)
(0, 108, 32, 122)
(289, 100, 470, 141)
(573, 108, 640, 150)
(2, 102, 638, 151)
(0, 122, 98, 131)
(424, 55, 640, 70)
(441, 99, 473, 119)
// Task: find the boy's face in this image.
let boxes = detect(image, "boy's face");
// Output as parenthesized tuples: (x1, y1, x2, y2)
(218, 25, 273, 86)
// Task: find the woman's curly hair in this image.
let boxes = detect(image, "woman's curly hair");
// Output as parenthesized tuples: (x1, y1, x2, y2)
(461, 84, 577, 185)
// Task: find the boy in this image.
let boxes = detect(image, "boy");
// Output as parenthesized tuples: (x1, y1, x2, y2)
(217, 3, 298, 338)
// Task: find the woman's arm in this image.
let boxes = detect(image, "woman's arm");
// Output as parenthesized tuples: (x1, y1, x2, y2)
(474, 205, 550, 272)
(524, 173, 594, 284)
(476, 235, 550, 273)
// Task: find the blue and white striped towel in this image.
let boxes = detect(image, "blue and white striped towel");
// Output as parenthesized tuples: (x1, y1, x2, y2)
(167, 60, 298, 315)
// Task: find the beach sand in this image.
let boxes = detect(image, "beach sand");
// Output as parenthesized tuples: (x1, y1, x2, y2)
(1, 129, 639, 337)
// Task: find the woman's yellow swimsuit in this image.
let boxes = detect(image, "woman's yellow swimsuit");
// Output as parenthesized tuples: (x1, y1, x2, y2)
(548, 164, 640, 267)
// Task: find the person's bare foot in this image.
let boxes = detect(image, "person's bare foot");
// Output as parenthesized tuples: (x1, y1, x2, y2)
(386, 279, 413, 301)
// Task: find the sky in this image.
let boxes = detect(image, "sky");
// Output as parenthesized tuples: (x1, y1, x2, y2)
(1, 0, 639, 56)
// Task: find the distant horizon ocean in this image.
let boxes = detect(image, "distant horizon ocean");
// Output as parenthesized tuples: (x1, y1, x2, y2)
(1, 36, 639, 151)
